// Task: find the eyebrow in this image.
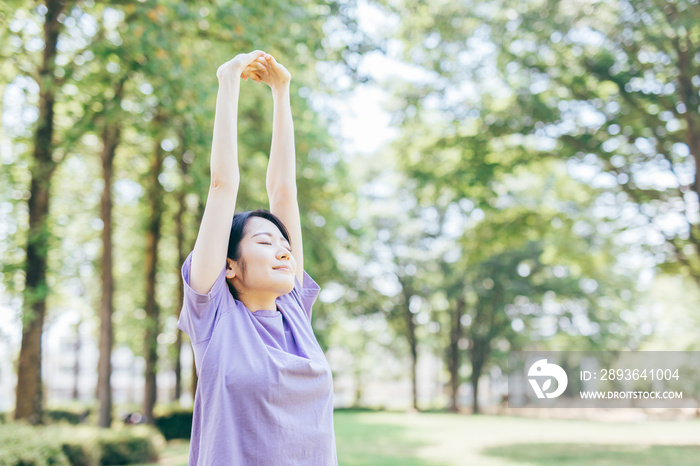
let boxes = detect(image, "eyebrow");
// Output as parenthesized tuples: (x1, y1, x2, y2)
(252, 232, 290, 244)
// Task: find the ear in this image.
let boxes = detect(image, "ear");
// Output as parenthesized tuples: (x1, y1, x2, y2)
(225, 257, 238, 279)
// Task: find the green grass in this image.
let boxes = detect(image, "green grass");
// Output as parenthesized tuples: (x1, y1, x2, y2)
(138, 411, 700, 465)
(333, 410, 445, 465)
(337, 411, 700, 465)
(483, 443, 700, 466)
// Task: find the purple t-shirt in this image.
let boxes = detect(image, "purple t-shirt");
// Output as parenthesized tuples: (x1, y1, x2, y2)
(178, 251, 337, 465)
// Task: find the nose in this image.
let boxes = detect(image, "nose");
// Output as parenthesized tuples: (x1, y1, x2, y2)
(277, 248, 291, 260)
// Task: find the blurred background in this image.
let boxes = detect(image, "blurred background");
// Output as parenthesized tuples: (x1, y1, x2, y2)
(1, 0, 700, 464)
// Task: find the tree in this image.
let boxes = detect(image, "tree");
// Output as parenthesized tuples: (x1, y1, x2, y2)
(2, 0, 374, 421)
(13, 0, 69, 424)
(126, 0, 370, 415)
(96, 80, 124, 427)
(367, 0, 656, 413)
(483, 0, 700, 285)
(5, 0, 127, 425)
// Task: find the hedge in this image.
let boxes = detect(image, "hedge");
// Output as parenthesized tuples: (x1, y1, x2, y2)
(0, 424, 162, 466)
(154, 409, 193, 440)
(43, 407, 91, 425)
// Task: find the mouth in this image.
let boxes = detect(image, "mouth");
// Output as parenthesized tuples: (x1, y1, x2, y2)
(274, 266, 293, 274)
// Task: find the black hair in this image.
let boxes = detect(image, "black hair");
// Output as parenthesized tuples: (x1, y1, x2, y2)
(226, 209, 291, 300)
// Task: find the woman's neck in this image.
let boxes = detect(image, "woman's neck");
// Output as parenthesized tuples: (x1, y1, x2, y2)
(238, 291, 278, 313)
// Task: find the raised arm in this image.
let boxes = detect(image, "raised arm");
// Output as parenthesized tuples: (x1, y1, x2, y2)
(258, 54, 305, 284)
(190, 51, 267, 295)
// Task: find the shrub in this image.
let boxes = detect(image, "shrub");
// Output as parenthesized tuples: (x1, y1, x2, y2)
(44, 408, 90, 425)
(0, 424, 70, 466)
(98, 427, 160, 465)
(0, 424, 161, 466)
(154, 409, 193, 440)
(60, 439, 100, 466)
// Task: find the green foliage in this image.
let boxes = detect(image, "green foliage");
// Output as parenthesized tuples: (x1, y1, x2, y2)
(333, 406, 386, 413)
(0, 426, 73, 465)
(480, 0, 700, 280)
(42, 407, 91, 425)
(0, 423, 163, 466)
(11, 0, 692, 421)
(1, 0, 368, 417)
(0, 443, 71, 466)
(0, 424, 162, 466)
(344, 0, 669, 413)
(60, 441, 100, 466)
(97, 428, 160, 465)
(153, 408, 192, 440)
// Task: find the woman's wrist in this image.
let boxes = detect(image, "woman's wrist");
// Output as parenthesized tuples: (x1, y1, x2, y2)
(218, 73, 242, 88)
(272, 82, 290, 99)
(217, 61, 244, 85)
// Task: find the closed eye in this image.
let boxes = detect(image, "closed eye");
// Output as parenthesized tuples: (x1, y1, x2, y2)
(258, 241, 292, 253)
(260, 242, 291, 253)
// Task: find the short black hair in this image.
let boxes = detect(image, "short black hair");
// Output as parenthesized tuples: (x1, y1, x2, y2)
(226, 209, 291, 300)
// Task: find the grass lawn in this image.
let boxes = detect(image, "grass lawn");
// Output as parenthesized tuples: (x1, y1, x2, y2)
(139, 411, 700, 465)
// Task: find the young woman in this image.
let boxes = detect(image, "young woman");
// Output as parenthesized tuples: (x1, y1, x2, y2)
(178, 50, 337, 465)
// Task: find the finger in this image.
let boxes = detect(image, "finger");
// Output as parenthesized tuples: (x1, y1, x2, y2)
(249, 62, 268, 75)
(246, 50, 266, 64)
(266, 54, 285, 72)
(234, 50, 266, 70)
(242, 71, 262, 83)
(242, 61, 264, 75)
(248, 61, 263, 70)
(254, 57, 270, 74)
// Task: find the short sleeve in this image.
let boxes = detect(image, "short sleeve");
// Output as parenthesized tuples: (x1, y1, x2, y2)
(177, 251, 229, 344)
(283, 270, 321, 322)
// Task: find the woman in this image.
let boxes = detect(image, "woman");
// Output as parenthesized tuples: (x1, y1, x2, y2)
(178, 50, 337, 465)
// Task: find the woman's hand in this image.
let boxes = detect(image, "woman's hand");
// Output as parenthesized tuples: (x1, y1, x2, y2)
(216, 50, 268, 83)
(240, 56, 269, 83)
(242, 53, 291, 90)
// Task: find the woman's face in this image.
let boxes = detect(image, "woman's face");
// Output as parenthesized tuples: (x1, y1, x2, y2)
(226, 216, 296, 297)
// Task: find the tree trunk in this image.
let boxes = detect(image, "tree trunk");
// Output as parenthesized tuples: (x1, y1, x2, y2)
(173, 137, 189, 403)
(352, 365, 363, 407)
(143, 124, 165, 425)
(404, 300, 419, 411)
(190, 199, 205, 401)
(72, 319, 81, 400)
(15, 0, 65, 424)
(470, 338, 487, 415)
(173, 186, 185, 402)
(97, 120, 120, 428)
(447, 297, 465, 413)
(396, 277, 420, 412)
(470, 365, 481, 415)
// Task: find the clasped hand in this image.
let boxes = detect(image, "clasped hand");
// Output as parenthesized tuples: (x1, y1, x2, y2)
(216, 50, 291, 90)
